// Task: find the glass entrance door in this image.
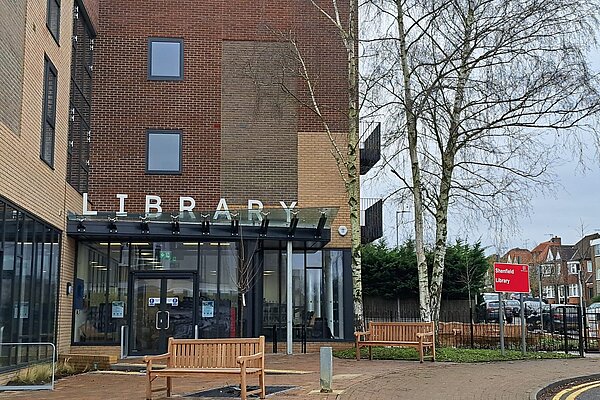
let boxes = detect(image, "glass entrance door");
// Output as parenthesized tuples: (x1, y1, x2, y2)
(129, 273, 196, 355)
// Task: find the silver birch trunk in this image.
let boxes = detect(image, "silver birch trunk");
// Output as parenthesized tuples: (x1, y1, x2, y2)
(396, 0, 431, 322)
(347, 0, 364, 332)
(307, 0, 364, 331)
(429, 5, 473, 322)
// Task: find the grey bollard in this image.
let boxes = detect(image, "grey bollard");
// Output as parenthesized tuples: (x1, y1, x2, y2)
(320, 347, 333, 393)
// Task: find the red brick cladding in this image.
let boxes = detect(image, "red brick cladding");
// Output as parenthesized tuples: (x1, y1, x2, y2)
(79, 0, 100, 33)
(221, 41, 297, 204)
(89, 0, 349, 212)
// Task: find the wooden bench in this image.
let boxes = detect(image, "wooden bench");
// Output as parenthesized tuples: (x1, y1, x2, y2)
(144, 336, 266, 400)
(355, 322, 435, 363)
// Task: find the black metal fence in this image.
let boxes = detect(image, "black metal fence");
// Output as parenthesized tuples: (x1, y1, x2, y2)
(365, 298, 586, 354)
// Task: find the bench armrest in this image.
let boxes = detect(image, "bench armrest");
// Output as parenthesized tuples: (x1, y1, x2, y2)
(354, 330, 370, 339)
(144, 353, 171, 371)
(237, 352, 263, 366)
(416, 332, 434, 339)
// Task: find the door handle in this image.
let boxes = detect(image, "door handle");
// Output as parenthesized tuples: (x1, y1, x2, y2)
(155, 311, 162, 330)
(164, 311, 170, 330)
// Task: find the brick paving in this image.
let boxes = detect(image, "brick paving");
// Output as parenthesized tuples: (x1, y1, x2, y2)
(2, 353, 600, 399)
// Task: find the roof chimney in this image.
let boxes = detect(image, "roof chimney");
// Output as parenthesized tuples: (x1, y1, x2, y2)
(551, 236, 561, 245)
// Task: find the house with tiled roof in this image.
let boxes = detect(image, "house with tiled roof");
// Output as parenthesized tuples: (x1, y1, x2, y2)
(593, 237, 600, 298)
(504, 248, 534, 265)
(530, 236, 581, 304)
(569, 233, 600, 304)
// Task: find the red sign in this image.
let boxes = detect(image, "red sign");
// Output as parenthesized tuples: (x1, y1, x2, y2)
(493, 263, 530, 293)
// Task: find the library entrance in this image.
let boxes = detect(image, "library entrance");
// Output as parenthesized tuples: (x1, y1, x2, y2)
(128, 272, 196, 355)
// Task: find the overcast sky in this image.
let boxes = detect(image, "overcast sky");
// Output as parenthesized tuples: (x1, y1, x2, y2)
(367, 155, 600, 255)
(362, 44, 600, 255)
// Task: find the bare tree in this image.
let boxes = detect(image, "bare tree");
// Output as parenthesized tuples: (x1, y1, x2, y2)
(228, 217, 262, 337)
(363, 0, 600, 322)
(279, 0, 365, 331)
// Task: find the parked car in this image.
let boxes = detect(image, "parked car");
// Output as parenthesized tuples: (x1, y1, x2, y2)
(476, 300, 513, 324)
(481, 293, 498, 302)
(540, 304, 580, 333)
(506, 300, 521, 317)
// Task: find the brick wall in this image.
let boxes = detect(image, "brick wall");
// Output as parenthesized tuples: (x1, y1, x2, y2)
(0, 0, 76, 228)
(0, 0, 85, 357)
(221, 41, 297, 204)
(89, 0, 224, 212)
(89, 0, 350, 214)
(0, 0, 26, 134)
(298, 132, 351, 249)
(79, 0, 100, 32)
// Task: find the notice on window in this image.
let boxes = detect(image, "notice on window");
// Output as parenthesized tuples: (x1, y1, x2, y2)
(148, 297, 160, 307)
(13, 302, 29, 319)
(202, 301, 214, 318)
(112, 301, 125, 318)
(166, 297, 179, 307)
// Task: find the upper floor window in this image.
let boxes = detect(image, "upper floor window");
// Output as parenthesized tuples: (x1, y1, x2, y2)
(588, 260, 593, 273)
(146, 130, 182, 174)
(568, 284, 579, 297)
(47, 0, 61, 42)
(41, 56, 58, 167)
(595, 244, 600, 257)
(568, 262, 579, 275)
(542, 264, 553, 277)
(148, 38, 183, 80)
(543, 286, 555, 299)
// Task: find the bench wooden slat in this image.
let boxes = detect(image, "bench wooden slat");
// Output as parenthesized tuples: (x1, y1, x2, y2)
(145, 336, 265, 400)
(356, 322, 435, 363)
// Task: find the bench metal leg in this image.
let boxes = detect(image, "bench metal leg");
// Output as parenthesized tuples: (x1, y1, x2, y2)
(419, 345, 424, 363)
(166, 377, 172, 397)
(369, 346, 373, 360)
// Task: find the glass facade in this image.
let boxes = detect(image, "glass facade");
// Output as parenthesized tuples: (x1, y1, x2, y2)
(261, 248, 348, 341)
(0, 198, 60, 368)
(73, 239, 350, 349)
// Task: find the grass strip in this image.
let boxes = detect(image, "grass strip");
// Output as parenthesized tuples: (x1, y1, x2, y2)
(334, 347, 578, 363)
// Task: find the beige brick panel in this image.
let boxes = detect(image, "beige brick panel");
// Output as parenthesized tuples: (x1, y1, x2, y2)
(298, 132, 353, 248)
(0, 0, 85, 356)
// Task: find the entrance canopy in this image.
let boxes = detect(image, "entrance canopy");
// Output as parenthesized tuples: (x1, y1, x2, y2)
(67, 207, 338, 248)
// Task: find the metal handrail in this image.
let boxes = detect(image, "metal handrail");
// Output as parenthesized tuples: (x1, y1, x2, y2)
(0, 342, 56, 391)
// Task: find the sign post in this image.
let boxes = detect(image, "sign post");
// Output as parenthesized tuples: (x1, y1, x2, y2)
(494, 263, 531, 356)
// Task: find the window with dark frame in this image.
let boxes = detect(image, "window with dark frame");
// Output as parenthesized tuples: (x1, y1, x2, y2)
(0, 197, 60, 368)
(146, 130, 182, 174)
(67, 6, 93, 193)
(47, 0, 61, 42)
(148, 38, 184, 80)
(41, 57, 58, 167)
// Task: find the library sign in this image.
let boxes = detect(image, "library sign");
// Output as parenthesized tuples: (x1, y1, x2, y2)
(493, 263, 530, 293)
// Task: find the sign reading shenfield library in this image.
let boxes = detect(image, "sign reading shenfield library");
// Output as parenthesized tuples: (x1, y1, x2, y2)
(493, 263, 530, 293)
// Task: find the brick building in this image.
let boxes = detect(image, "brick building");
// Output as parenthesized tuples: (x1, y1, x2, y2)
(0, 0, 381, 365)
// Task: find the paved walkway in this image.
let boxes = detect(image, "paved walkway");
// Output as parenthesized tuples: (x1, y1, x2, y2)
(2, 353, 600, 399)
